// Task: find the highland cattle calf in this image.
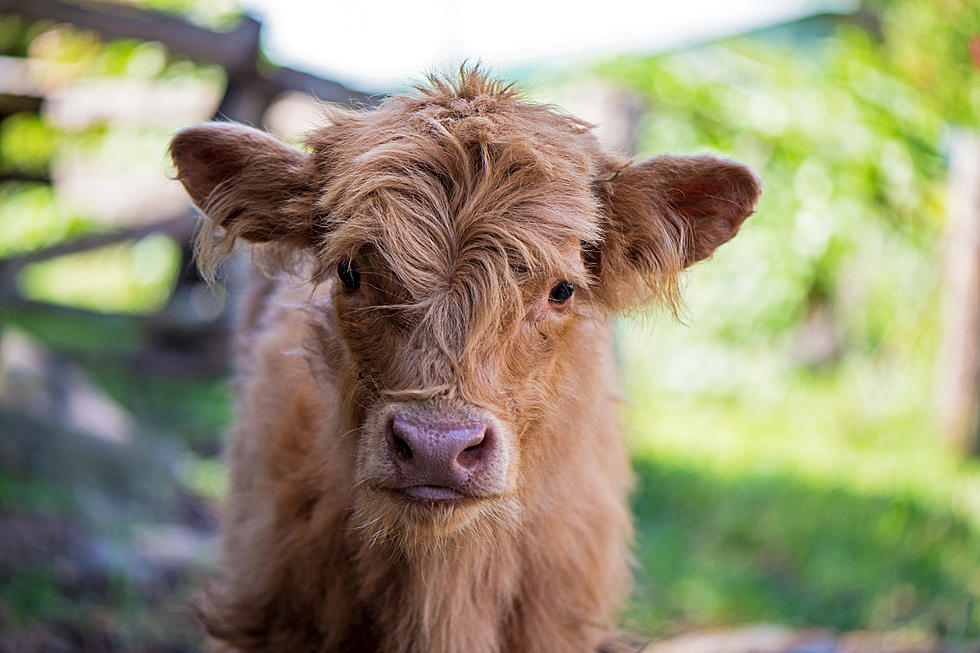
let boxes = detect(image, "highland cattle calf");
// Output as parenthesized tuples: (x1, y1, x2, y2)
(169, 70, 760, 653)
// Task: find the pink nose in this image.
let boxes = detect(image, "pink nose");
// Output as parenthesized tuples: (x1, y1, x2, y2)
(386, 416, 495, 492)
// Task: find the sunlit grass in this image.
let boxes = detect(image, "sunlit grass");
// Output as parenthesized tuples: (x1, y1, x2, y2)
(620, 318, 980, 638)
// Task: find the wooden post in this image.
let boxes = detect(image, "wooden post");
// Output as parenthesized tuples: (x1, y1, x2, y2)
(939, 132, 980, 455)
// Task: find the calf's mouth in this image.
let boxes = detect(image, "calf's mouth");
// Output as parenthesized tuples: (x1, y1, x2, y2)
(395, 485, 467, 501)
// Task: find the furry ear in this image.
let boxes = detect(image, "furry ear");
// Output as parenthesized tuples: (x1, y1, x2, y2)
(592, 154, 761, 311)
(169, 122, 318, 279)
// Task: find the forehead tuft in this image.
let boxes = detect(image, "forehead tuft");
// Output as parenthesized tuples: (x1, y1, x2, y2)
(308, 70, 604, 290)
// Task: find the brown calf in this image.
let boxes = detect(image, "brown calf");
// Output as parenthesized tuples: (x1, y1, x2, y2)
(170, 70, 760, 653)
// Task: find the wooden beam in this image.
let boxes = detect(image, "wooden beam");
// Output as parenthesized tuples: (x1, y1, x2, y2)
(0, 92, 42, 115)
(0, 171, 50, 184)
(938, 132, 980, 455)
(0, 212, 195, 271)
(271, 66, 378, 107)
(0, 0, 260, 73)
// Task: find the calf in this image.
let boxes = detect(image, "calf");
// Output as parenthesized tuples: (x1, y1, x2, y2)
(170, 70, 760, 653)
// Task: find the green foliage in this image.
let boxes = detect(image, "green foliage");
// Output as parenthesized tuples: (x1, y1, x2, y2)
(0, 114, 58, 174)
(17, 235, 182, 315)
(0, 184, 96, 258)
(180, 457, 228, 499)
(599, 25, 948, 352)
(1, 307, 233, 448)
(0, 14, 26, 56)
(622, 373, 980, 637)
(0, 474, 74, 515)
(113, 0, 243, 29)
(873, 0, 980, 128)
(598, 0, 980, 638)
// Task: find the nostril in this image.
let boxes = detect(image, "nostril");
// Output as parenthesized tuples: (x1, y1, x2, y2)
(456, 426, 490, 468)
(387, 419, 414, 462)
(392, 433, 413, 461)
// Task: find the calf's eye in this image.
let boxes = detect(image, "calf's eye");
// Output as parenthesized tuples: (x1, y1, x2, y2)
(549, 280, 575, 304)
(338, 261, 360, 291)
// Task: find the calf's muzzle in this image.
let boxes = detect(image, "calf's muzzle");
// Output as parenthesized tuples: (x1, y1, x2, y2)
(385, 414, 501, 500)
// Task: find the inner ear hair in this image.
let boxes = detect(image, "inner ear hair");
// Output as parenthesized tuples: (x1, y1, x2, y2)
(169, 122, 319, 281)
(655, 155, 762, 265)
(595, 153, 761, 312)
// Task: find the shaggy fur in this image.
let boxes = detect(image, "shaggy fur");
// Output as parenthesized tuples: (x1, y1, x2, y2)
(169, 69, 760, 653)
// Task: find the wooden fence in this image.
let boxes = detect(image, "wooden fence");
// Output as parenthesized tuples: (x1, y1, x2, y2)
(0, 0, 376, 373)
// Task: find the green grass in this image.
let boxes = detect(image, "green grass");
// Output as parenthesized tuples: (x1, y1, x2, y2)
(1, 307, 141, 354)
(1, 568, 74, 624)
(0, 474, 76, 515)
(620, 320, 980, 639)
(627, 448, 979, 637)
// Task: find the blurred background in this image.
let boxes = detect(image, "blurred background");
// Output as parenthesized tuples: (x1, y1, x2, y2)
(0, 0, 978, 651)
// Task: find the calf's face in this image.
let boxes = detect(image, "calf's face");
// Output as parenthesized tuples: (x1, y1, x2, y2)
(170, 76, 760, 546)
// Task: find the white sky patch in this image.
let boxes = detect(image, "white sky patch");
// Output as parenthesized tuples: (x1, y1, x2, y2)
(241, 0, 856, 92)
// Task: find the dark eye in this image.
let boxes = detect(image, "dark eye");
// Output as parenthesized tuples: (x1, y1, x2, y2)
(337, 261, 360, 291)
(549, 280, 575, 304)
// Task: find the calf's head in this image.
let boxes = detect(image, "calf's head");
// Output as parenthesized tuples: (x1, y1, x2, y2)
(170, 72, 760, 547)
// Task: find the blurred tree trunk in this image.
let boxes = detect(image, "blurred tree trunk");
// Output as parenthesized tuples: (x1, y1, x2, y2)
(939, 132, 980, 455)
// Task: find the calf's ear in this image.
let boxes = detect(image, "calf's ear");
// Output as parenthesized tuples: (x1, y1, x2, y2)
(169, 122, 318, 277)
(592, 154, 761, 311)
